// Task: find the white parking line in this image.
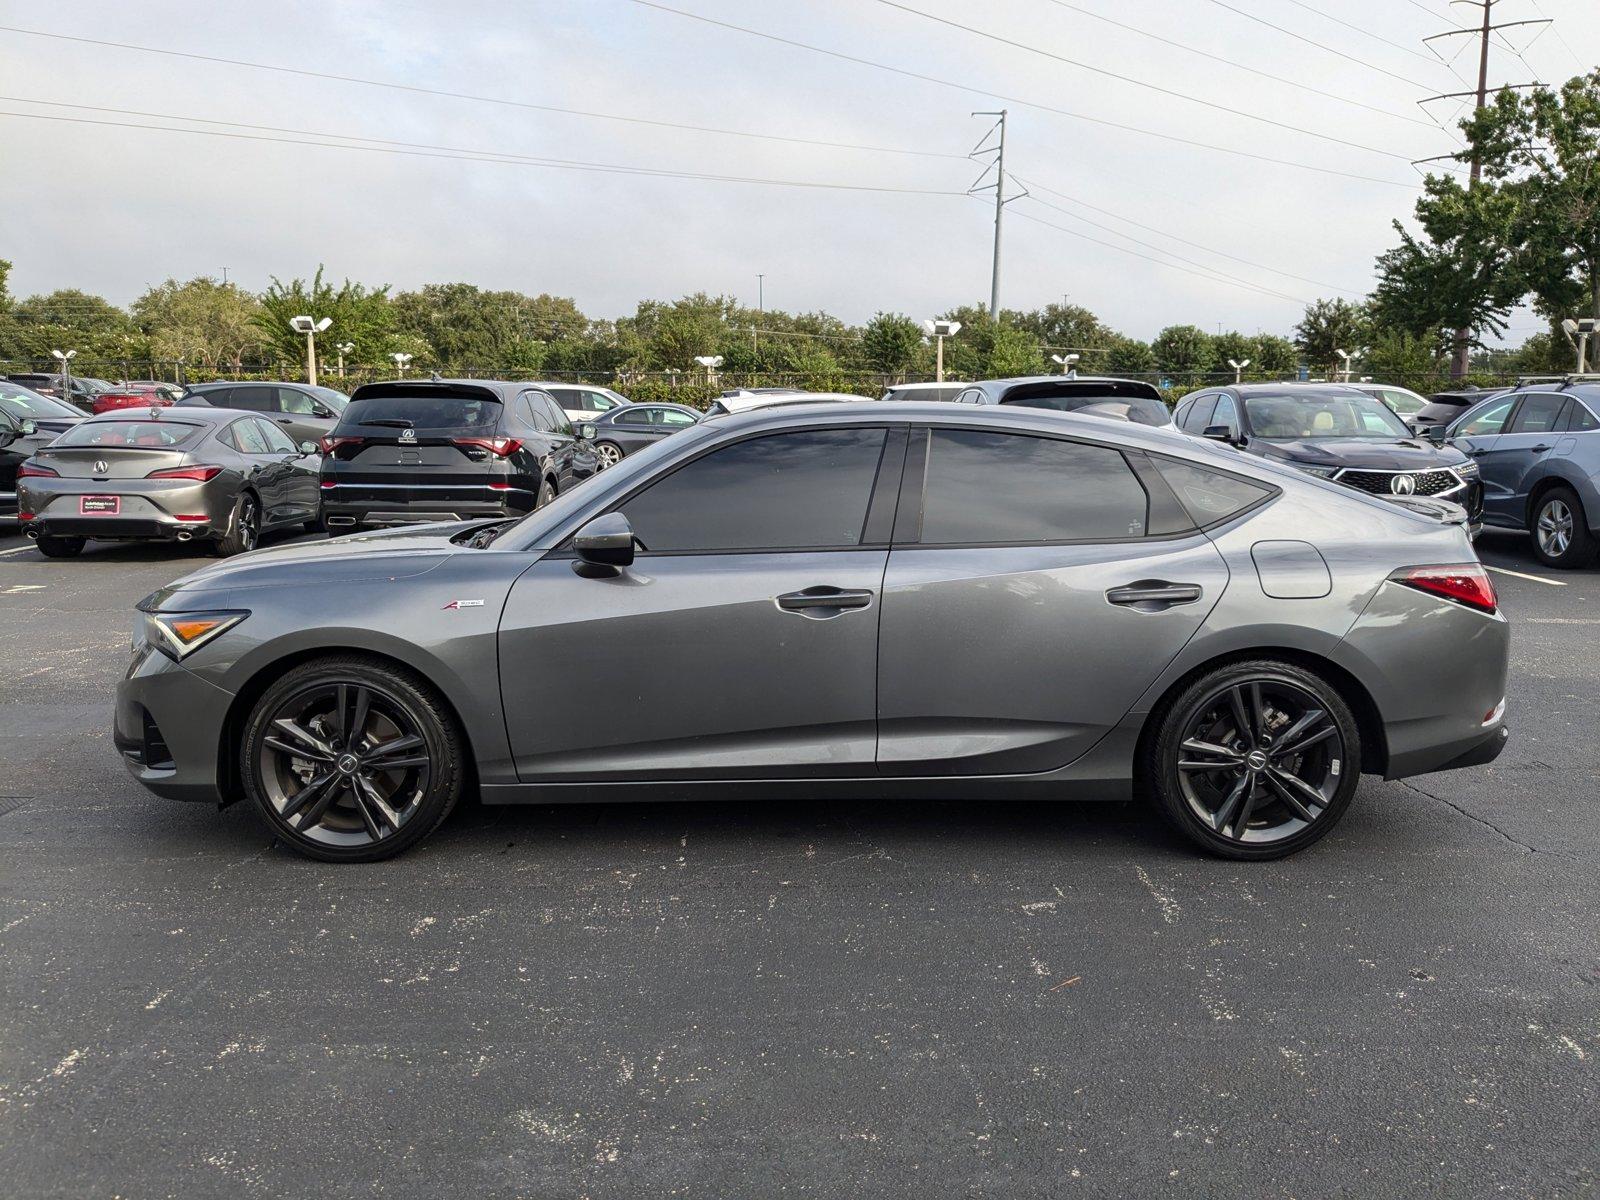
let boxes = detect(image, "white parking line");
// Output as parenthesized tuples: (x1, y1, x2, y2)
(1484, 565, 1567, 587)
(0, 545, 36, 558)
(1524, 617, 1600, 624)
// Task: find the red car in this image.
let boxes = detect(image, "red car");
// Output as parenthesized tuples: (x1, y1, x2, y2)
(91, 384, 176, 416)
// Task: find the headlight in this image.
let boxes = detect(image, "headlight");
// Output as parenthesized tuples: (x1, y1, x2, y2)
(1295, 464, 1340, 479)
(1454, 460, 1479, 477)
(141, 610, 249, 660)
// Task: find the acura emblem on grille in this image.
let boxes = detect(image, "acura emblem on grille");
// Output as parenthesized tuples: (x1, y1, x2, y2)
(1390, 474, 1417, 495)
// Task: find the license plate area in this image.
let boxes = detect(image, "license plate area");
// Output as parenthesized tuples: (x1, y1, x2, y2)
(80, 495, 120, 515)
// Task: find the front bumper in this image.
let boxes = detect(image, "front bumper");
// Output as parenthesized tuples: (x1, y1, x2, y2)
(115, 643, 234, 803)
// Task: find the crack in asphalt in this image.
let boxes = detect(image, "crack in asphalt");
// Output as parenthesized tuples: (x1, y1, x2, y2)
(1396, 779, 1544, 856)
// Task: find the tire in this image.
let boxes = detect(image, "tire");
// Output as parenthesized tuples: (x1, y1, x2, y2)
(1142, 659, 1361, 860)
(536, 477, 556, 507)
(239, 655, 465, 863)
(596, 441, 624, 469)
(304, 510, 326, 535)
(35, 534, 85, 558)
(213, 491, 261, 557)
(1529, 486, 1595, 569)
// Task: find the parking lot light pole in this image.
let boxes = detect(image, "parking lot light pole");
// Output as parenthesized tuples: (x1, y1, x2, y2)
(289, 316, 332, 386)
(335, 342, 354, 379)
(1050, 352, 1079, 378)
(50, 348, 77, 403)
(694, 355, 724, 386)
(390, 351, 413, 378)
(923, 320, 962, 383)
(1228, 357, 1252, 383)
(1562, 319, 1597, 373)
(1334, 348, 1354, 383)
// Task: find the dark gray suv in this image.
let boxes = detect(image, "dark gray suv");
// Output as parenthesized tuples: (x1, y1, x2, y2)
(1446, 376, 1600, 568)
(178, 382, 350, 445)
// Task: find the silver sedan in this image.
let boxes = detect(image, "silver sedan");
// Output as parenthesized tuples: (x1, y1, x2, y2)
(18, 407, 322, 557)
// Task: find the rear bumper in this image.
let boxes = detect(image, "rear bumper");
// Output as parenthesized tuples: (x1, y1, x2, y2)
(23, 514, 214, 541)
(321, 486, 531, 527)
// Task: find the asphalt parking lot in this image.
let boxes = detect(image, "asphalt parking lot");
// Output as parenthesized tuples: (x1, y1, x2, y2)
(1, 526, 1596, 1198)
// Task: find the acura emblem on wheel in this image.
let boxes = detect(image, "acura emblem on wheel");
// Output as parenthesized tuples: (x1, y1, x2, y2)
(1390, 474, 1416, 495)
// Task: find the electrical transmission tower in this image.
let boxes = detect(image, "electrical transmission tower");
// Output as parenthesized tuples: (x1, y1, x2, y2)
(968, 111, 1027, 323)
(1416, 0, 1548, 379)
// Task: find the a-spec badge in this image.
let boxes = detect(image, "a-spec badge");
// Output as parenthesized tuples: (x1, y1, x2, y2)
(399, 428, 417, 443)
(442, 599, 486, 610)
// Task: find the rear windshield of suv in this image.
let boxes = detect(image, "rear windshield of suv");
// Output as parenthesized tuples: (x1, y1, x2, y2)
(54, 420, 201, 448)
(339, 395, 500, 430)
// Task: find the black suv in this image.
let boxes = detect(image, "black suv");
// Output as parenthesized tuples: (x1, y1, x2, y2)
(1173, 383, 1483, 532)
(318, 379, 600, 533)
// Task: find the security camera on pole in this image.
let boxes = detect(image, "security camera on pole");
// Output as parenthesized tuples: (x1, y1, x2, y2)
(694, 355, 724, 386)
(1334, 348, 1355, 383)
(334, 342, 355, 379)
(922, 320, 961, 383)
(1561, 319, 1598, 373)
(288, 315, 332, 386)
(390, 352, 413, 378)
(51, 348, 77, 403)
(1050, 352, 1079, 378)
(1228, 357, 1252, 383)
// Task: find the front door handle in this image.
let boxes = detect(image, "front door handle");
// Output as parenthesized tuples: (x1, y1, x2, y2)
(776, 586, 874, 614)
(1467, 448, 1489, 456)
(1106, 581, 1203, 610)
(1530, 443, 1553, 453)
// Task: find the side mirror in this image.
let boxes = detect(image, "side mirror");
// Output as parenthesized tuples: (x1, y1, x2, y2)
(1202, 424, 1241, 446)
(19, 419, 37, 437)
(578, 422, 598, 441)
(573, 512, 635, 570)
(298, 440, 319, 455)
(312, 403, 333, 418)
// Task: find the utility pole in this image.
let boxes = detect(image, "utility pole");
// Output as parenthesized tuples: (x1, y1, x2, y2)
(969, 111, 1022, 323)
(1420, 1, 1547, 380)
(757, 274, 764, 313)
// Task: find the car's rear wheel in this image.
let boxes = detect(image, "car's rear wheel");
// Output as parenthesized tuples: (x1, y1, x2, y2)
(35, 534, 85, 558)
(240, 656, 464, 863)
(214, 491, 260, 557)
(596, 441, 624, 469)
(1530, 486, 1595, 569)
(537, 477, 556, 507)
(1144, 660, 1361, 860)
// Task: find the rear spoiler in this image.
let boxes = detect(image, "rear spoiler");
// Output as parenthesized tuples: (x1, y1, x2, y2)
(1380, 494, 1469, 526)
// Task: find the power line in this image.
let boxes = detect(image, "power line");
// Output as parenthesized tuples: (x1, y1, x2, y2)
(869, 0, 1419, 161)
(0, 24, 966, 161)
(1278, 0, 1453, 64)
(1195, 0, 1442, 87)
(626, 0, 1422, 188)
(1011, 173, 1369, 295)
(1036, 0, 1435, 127)
(0, 108, 971, 196)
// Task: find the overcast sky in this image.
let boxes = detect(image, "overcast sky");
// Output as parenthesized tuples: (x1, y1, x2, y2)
(1, 0, 1593, 341)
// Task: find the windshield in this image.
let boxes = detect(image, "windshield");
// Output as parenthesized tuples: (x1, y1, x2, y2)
(54, 419, 201, 448)
(0, 384, 81, 421)
(1244, 393, 1411, 440)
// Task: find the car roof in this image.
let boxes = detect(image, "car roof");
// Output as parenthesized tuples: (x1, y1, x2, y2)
(347, 378, 535, 402)
(967, 375, 1164, 401)
(883, 381, 967, 390)
(708, 391, 872, 414)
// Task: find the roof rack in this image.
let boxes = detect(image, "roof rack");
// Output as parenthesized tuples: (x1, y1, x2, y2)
(1514, 373, 1600, 388)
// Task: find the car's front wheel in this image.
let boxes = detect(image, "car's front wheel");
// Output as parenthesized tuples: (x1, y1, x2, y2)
(1144, 660, 1361, 860)
(1530, 486, 1595, 569)
(239, 656, 465, 862)
(595, 441, 624, 469)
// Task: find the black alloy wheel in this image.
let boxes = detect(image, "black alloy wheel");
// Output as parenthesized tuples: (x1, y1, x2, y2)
(1146, 660, 1361, 859)
(241, 657, 463, 862)
(215, 492, 260, 557)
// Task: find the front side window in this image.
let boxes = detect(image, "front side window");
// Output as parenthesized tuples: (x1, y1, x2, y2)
(1454, 396, 1516, 437)
(1179, 395, 1216, 433)
(1210, 395, 1240, 435)
(277, 388, 317, 415)
(583, 389, 622, 412)
(255, 418, 298, 453)
(619, 428, 888, 552)
(229, 419, 272, 454)
(1507, 393, 1568, 435)
(918, 429, 1149, 544)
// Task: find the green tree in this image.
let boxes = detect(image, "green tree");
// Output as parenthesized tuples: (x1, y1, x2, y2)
(1151, 324, 1214, 377)
(1294, 299, 1369, 375)
(861, 312, 921, 377)
(1104, 336, 1155, 375)
(1364, 329, 1439, 383)
(252, 267, 394, 367)
(3, 289, 137, 359)
(1251, 334, 1299, 377)
(132, 277, 262, 371)
(1211, 331, 1255, 376)
(984, 326, 1045, 377)
(391, 283, 582, 368)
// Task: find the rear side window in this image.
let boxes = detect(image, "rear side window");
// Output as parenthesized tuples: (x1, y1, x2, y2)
(918, 429, 1149, 544)
(614, 409, 651, 426)
(1508, 393, 1568, 434)
(1151, 458, 1275, 526)
(620, 428, 888, 552)
(228, 386, 275, 412)
(55, 420, 200, 448)
(341, 394, 500, 430)
(1568, 402, 1600, 432)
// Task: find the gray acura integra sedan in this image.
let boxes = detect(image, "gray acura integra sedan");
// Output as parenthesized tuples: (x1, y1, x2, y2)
(117, 403, 1510, 863)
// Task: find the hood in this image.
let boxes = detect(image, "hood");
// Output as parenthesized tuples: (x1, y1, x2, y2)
(1257, 437, 1468, 471)
(164, 522, 476, 595)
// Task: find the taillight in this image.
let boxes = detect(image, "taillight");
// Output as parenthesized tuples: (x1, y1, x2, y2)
(320, 435, 365, 455)
(1391, 564, 1497, 614)
(146, 465, 225, 482)
(453, 436, 522, 456)
(17, 461, 58, 478)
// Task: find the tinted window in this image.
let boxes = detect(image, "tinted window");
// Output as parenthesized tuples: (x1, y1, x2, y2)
(614, 408, 652, 426)
(1569, 402, 1600, 432)
(955, 389, 984, 405)
(1151, 458, 1275, 526)
(1507, 393, 1568, 435)
(228, 385, 275, 413)
(919, 430, 1148, 544)
(1211, 394, 1240, 434)
(1179, 395, 1216, 433)
(1455, 396, 1515, 437)
(58, 420, 200, 448)
(229, 419, 272, 454)
(520, 393, 554, 432)
(620, 428, 888, 552)
(193, 387, 232, 407)
(255, 418, 298, 453)
(340, 395, 500, 430)
(541, 394, 575, 435)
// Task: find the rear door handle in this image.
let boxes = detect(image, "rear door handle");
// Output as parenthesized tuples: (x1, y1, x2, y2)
(776, 586, 874, 613)
(1106, 581, 1203, 609)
